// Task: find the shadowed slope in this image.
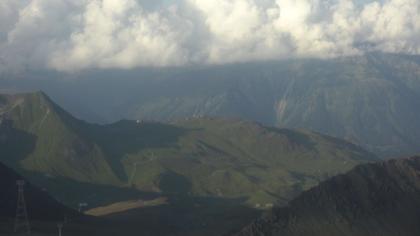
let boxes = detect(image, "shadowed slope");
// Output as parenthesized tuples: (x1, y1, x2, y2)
(0, 162, 78, 221)
(236, 156, 420, 236)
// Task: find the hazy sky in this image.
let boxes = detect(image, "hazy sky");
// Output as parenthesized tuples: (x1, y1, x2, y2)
(0, 0, 419, 72)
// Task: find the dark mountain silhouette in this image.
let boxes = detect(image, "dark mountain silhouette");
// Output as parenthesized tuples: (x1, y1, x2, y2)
(236, 156, 420, 236)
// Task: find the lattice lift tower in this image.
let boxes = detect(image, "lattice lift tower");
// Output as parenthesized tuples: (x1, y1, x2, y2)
(14, 180, 31, 235)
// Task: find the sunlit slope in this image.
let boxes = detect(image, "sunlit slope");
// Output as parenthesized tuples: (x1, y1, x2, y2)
(0, 92, 377, 206)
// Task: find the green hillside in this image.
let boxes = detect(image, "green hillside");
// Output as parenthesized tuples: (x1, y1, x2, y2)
(0, 92, 120, 185)
(0, 92, 377, 208)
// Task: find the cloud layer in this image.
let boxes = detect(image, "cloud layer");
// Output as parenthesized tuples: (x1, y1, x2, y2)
(1, 0, 419, 72)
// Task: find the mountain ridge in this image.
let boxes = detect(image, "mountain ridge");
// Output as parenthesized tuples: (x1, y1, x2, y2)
(235, 155, 420, 236)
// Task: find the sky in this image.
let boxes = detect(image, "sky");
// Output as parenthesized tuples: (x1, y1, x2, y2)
(0, 0, 419, 73)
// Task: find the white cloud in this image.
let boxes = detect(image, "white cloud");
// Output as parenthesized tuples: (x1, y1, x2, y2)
(49, 0, 194, 71)
(0, 0, 419, 72)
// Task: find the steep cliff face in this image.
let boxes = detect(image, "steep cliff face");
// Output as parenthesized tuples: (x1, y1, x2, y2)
(237, 156, 420, 236)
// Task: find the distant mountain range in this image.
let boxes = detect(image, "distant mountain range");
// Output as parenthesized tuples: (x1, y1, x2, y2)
(0, 91, 375, 209)
(1, 53, 419, 158)
(235, 155, 420, 236)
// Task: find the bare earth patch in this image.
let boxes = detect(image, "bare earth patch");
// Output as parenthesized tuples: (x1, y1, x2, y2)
(85, 197, 168, 216)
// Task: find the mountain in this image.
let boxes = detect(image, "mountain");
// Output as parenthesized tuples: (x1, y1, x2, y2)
(0, 92, 376, 208)
(235, 155, 420, 236)
(3, 53, 418, 158)
(0, 91, 121, 185)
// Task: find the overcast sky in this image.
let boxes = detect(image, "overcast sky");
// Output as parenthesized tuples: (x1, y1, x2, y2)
(0, 0, 419, 72)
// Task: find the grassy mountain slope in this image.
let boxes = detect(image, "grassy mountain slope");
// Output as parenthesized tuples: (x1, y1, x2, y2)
(236, 155, 420, 236)
(0, 92, 120, 185)
(0, 92, 376, 208)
